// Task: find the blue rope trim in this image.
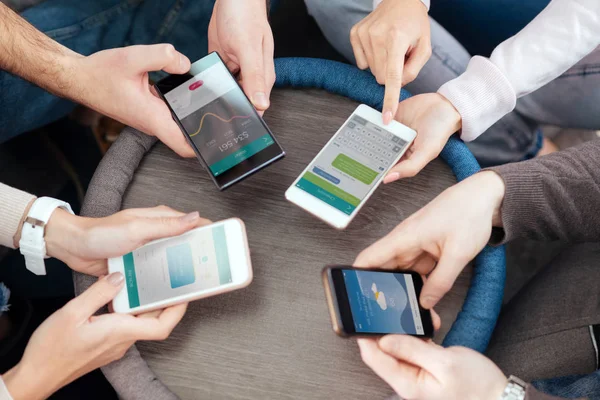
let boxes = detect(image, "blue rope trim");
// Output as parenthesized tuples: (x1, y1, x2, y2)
(274, 57, 506, 352)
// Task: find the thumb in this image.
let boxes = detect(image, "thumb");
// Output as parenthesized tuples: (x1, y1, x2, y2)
(135, 211, 206, 244)
(384, 144, 439, 183)
(146, 91, 195, 158)
(65, 273, 125, 320)
(238, 49, 270, 111)
(420, 249, 469, 309)
(128, 44, 191, 75)
(379, 334, 443, 370)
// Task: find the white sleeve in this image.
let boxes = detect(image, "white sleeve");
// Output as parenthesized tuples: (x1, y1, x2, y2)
(373, 0, 430, 11)
(438, 0, 600, 142)
(0, 377, 14, 400)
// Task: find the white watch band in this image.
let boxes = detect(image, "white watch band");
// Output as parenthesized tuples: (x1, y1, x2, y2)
(19, 197, 74, 276)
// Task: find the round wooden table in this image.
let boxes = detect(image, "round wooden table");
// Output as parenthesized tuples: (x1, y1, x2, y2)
(75, 88, 469, 399)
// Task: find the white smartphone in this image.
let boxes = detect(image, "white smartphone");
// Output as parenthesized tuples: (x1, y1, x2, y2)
(108, 218, 252, 314)
(285, 104, 416, 229)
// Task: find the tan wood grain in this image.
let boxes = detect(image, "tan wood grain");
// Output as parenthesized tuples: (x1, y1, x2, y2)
(121, 88, 469, 399)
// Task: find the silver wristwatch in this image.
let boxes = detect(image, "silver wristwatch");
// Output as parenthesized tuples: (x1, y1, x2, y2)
(500, 375, 527, 400)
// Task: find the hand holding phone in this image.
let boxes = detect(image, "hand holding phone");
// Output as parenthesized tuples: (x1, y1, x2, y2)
(2, 274, 187, 400)
(286, 105, 416, 229)
(109, 218, 253, 314)
(154, 52, 285, 190)
(322, 266, 434, 337)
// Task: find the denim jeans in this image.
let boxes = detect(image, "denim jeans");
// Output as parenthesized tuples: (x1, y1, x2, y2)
(304, 0, 600, 166)
(0, 0, 216, 142)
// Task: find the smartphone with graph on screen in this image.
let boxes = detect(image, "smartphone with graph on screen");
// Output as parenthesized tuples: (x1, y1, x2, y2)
(155, 52, 285, 190)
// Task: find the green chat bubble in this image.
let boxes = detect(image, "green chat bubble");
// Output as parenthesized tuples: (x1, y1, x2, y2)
(332, 153, 378, 185)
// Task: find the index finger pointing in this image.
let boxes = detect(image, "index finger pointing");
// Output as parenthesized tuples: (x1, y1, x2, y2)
(382, 39, 409, 125)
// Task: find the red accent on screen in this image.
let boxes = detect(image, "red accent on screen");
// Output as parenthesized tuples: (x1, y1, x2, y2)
(189, 80, 204, 91)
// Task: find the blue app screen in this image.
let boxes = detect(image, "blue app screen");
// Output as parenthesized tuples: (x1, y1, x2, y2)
(342, 270, 425, 335)
(122, 225, 232, 309)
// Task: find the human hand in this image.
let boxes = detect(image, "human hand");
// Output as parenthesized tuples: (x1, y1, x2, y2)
(71, 44, 194, 157)
(355, 171, 505, 309)
(2, 273, 187, 400)
(385, 93, 461, 182)
(208, 0, 275, 114)
(359, 335, 507, 400)
(43, 206, 211, 277)
(350, 0, 431, 124)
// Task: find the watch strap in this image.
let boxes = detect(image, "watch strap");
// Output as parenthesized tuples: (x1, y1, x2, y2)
(19, 197, 74, 275)
(500, 375, 527, 400)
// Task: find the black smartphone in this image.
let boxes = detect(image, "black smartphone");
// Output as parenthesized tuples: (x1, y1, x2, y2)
(154, 52, 285, 190)
(322, 266, 434, 337)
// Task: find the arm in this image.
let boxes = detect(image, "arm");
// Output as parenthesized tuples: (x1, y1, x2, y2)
(438, 0, 600, 141)
(0, 3, 195, 156)
(355, 141, 600, 310)
(0, 4, 81, 100)
(490, 139, 600, 243)
(0, 202, 210, 399)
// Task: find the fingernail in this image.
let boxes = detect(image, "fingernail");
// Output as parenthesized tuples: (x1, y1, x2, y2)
(385, 172, 400, 183)
(252, 92, 268, 109)
(107, 272, 124, 286)
(181, 211, 200, 223)
(383, 111, 393, 125)
(421, 295, 437, 309)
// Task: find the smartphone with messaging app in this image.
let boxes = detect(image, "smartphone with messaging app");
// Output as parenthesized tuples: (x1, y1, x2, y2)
(285, 104, 415, 229)
(108, 218, 252, 314)
(155, 52, 285, 190)
(322, 266, 433, 338)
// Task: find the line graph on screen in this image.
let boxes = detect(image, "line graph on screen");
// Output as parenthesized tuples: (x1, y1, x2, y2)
(188, 113, 251, 137)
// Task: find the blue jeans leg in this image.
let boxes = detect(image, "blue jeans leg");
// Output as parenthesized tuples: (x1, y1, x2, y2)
(0, 0, 216, 143)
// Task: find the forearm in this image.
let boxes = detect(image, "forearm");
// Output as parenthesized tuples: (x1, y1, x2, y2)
(0, 184, 35, 249)
(0, 3, 82, 99)
(438, 0, 600, 141)
(2, 363, 56, 400)
(490, 139, 600, 243)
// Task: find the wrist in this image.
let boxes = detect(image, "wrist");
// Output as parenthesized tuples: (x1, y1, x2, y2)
(25, 46, 82, 102)
(436, 93, 462, 134)
(3, 362, 56, 400)
(478, 171, 505, 227)
(44, 209, 87, 264)
(493, 376, 510, 400)
(13, 198, 36, 249)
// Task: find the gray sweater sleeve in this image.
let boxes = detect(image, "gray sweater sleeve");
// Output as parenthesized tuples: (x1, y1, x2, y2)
(525, 385, 581, 400)
(489, 139, 600, 243)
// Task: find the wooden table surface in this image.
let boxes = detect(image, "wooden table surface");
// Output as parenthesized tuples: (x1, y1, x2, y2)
(119, 88, 468, 399)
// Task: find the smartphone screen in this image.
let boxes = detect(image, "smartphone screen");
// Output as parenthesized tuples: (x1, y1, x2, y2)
(122, 224, 233, 310)
(155, 52, 284, 189)
(295, 115, 409, 215)
(326, 268, 433, 336)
